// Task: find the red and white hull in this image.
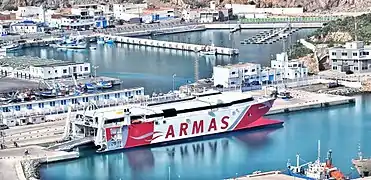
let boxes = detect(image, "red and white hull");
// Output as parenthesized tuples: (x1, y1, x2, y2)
(103, 98, 281, 151)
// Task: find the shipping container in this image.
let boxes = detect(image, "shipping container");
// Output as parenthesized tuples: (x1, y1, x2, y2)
(129, 17, 142, 24)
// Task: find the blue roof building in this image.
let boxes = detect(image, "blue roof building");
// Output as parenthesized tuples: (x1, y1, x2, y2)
(11, 20, 47, 34)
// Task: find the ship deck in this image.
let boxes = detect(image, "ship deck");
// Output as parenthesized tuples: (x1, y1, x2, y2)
(83, 91, 270, 120)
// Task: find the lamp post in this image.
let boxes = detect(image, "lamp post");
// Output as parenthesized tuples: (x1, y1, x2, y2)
(172, 74, 176, 93)
(92, 65, 99, 82)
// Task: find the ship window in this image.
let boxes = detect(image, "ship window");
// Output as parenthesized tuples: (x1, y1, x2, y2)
(94, 96, 99, 101)
(162, 108, 177, 118)
(104, 94, 109, 99)
(71, 99, 77, 104)
(114, 93, 120, 98)
(27, 104, 32, 110)
(163, 120, 166, 124)
(155, 121, 159, 125)
(38, 103, 44, 108)
(15, 106, 20, 111)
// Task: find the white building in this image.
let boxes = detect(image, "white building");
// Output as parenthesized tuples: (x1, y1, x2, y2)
(10, 20, 46, 34)
(329, 41, 371, 73)
(0, 57, 91, 80)
(113, 3, 147, 20)
(58, 15, 95, 30)
(271, 52, 308, 79)
(16, 6, 44, 19)
(213, 52, 308, 88)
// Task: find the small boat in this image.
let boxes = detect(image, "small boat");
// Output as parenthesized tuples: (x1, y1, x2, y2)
(352, 144, 371, 178)
(97, 38, 105, 45)
(2, 43, 22, 52)
(96, 81, 112, 89)
(286, 140, 349, 180)
(106, 39, 114, 45)
(199, 50, 216, 56)
(90, 46, 97, 50)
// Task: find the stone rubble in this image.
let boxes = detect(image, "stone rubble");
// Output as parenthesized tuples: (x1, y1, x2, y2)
(21, 159, 41, 180)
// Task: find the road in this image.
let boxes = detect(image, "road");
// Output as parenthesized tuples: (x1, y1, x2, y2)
(2, 121, 65, 148)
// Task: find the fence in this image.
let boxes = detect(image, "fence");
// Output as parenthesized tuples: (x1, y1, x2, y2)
(240, 16, 340, 23)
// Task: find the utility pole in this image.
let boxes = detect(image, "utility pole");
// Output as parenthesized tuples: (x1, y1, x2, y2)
(92, 65, 99, 82)
(172, 74, 176, 92)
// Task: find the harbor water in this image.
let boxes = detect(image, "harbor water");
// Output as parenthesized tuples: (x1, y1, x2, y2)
(10, 29, 313, 93)
(40, 94, 371, 180)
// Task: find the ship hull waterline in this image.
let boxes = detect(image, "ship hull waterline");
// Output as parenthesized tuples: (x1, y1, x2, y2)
(100, 99, 282, 152)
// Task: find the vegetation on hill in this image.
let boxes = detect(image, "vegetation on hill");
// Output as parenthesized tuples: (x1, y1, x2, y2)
(310, 13, 371, 43)
(289, 42, 312, 59)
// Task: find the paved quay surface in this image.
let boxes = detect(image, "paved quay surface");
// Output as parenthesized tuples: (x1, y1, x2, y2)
(0, 145, 78, 180)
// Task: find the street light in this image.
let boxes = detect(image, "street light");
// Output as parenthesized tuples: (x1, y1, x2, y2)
(172, 74, 176, 92)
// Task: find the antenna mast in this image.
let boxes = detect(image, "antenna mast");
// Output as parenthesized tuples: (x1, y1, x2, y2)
(317, 140, 321, 163)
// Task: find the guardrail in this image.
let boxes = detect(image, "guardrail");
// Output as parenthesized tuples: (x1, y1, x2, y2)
(240, 16, 340, 23)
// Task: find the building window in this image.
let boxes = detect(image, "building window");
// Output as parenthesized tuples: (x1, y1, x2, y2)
(27, 104, 32, 110)
(38, 103, 44, 108)
(61, 100, 67, 105)
(353, 52, 358, 56)
(50, 101, 55, 107)
(244, 69, 248, 73)
(333, 66, 337, 70)
(84, 67, 89, 71)
(362, 51, 370, 56)
(354, 60, 359, 63)
(82, 97, 89, 102)
(48, 71, 51, 74)
(341, 52, 347, 56)
(63, 69, 67, 73)
(231, 72, 236, 75)
(55, 70, 57, 73)
(15, 106, 20, 111)
(231, 82, 235, 84)
(331, 52, 336, 56)
(72, 99, 77, 104)
(354, 67, 359, 70)
(104, 94, 110, 99)
(3, 107, 9, 112)
(115, 93, 120, 98)
(332, 60, 337, 63)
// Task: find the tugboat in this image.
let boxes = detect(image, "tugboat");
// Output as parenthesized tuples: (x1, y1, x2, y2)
(286, 140, 348, 180)
(352, 144, 371, 178)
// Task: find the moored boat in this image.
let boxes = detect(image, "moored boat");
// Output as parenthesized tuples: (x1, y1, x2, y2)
(2, 43, 22, 52)
(286, 140, 349, 180)
(352, 145, 371, 178)
(65, 89, 283, 152)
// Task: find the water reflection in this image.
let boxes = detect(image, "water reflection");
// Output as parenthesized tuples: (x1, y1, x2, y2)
(41, 128, 279, 180)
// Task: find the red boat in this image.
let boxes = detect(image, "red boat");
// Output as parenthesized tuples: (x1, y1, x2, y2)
(66, 90, 282, 152)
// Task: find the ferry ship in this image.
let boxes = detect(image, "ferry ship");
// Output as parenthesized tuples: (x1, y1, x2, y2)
(65, 89, 283, 152)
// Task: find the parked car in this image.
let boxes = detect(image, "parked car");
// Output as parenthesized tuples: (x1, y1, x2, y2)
(0, 124, 9, 130)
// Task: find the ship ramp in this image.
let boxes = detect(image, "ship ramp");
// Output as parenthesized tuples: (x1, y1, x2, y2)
(48, 136, 94, 151)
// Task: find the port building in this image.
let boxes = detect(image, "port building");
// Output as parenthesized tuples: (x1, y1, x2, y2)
(0, 56, 91, 80)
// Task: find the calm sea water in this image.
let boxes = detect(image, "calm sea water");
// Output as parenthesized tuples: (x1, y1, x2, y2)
(10, 29, 312, 93)
(39, 94, 371, 180)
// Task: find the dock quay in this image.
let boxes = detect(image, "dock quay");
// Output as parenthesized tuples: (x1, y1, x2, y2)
(241, 25, 299, 44)
(225, 171, 304, 180)
(101, 35, 239, 56)
(0, 145, 79, 180)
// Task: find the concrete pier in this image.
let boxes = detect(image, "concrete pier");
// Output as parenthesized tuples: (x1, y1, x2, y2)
(101, 35, 239, 56)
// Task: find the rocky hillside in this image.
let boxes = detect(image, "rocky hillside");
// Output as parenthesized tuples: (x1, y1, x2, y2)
(2, 0, 371, 12)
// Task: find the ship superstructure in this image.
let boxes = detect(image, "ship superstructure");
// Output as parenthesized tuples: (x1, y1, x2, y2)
(64, 90, 282, 152)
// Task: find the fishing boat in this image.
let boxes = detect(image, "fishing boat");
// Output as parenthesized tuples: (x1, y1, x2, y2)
(96, 81, 112, 89)
(106, 39, 114, 45)
(286, 140, 348, 180)
(65, 88, 283, 152)
(2, 43, 22, 52)
(352, 144, 371, 178)
(90, 46, 97, 50)
(53, 36, 87, 50)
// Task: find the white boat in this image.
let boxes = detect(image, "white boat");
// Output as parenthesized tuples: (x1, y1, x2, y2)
(199, 50, 216, 56)
(53, 36, 88, 49)
(2, 43, 22, 52)
(97, 38, 105, 45)
(55, 43, 87, 49)
(65, 89, 283, 152)
(90, 46, 97, 50)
